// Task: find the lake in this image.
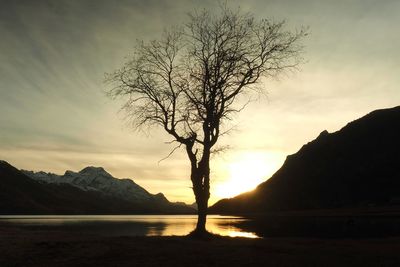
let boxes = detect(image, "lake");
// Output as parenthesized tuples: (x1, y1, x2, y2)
(0, 215, 259, 238)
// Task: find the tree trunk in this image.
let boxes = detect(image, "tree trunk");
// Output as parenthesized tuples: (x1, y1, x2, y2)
(186, 140, 211, 237)
(194, 194, 208, 234)
(190, 156, 210, 236)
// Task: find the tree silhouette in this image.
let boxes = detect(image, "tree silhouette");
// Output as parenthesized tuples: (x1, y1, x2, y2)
(106, 6, 307, 236)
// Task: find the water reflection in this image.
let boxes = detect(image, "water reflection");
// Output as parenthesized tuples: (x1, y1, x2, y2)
(0, 215, 259, 238)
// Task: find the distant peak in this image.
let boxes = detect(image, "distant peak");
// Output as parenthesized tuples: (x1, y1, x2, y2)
(64, 170, 76, 176)
(80, 166, 105, 172)
(154, 192, 169, 202)
(79, 166, 113, 178)
(318, 130, 329, 138)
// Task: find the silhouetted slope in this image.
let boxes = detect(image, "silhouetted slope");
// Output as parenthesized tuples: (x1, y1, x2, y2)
(211, 106, 400, 214)
(0, 160, 56, 214)
(0, 161, 194, 214)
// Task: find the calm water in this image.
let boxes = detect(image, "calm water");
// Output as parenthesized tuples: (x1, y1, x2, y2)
(0, 215, 259, 238)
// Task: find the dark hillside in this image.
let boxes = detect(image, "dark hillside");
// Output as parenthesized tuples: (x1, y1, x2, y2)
(211, 106, 400, 214)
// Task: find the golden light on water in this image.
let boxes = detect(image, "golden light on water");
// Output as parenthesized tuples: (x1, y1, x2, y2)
(2, 215, 259, 238)
(145, 216, 259, 238)
(224, 231, 259, 238)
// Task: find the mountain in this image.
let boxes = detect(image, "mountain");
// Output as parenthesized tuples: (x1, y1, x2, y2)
(22, 166, 159, 203)
(0, 161, 194, 214)
(210, 106, 400, 214)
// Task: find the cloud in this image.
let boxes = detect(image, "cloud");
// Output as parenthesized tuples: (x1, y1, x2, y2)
(1, 0, 399, 202)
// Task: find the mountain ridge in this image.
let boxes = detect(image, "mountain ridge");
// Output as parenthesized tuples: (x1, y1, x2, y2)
(22, 166, 157, 203)
(210, 106, 400, 214)
(1, 161, 195, 214)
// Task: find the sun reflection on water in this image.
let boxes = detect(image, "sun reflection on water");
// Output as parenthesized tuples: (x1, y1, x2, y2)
(207, 218, 259, 238)
(225, 231, 259, 238)
(0, 215, 259, 238)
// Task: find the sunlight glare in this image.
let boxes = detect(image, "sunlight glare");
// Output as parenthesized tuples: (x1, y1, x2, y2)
(214, 152, 280, 199)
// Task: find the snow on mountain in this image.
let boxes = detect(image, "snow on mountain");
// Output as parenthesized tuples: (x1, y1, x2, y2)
(22, 166, 161, 203)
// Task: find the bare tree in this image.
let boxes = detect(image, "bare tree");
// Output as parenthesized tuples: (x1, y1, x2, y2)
(106, 7, 307, 236)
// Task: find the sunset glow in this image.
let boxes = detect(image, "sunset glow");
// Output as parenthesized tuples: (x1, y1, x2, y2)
(0, 1, 399, 204)
(214, 153, 280, 199)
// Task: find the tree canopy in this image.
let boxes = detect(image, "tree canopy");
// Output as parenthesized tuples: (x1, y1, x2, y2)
(107, 7, 307, 235)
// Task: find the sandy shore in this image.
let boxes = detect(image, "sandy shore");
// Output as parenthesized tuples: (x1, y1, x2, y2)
(1, 223, 400, 267)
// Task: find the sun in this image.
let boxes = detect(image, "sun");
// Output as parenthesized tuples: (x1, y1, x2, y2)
(214, 152, 281, 199)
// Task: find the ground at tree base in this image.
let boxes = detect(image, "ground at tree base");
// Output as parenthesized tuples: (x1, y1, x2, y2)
(1, 223, 399, 267)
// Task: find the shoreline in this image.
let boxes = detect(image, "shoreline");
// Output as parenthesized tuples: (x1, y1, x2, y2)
(1, 223, 400, 267)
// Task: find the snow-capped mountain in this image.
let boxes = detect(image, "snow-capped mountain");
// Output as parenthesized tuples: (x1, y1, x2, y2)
(1, 161, 194, 214)
(22, 166, 165, 203)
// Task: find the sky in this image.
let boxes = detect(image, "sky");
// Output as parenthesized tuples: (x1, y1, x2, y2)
(0, 0, 399, 205)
